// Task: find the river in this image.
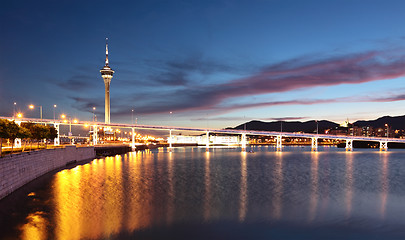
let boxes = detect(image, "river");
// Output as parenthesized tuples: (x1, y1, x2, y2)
(1, 146, 405, 239)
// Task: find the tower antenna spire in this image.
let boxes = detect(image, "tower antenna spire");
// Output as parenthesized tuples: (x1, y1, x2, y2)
(105, 37, 109, 66)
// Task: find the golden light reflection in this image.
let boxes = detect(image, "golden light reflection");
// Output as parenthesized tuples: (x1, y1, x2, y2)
(167, 151, 175, 224)
(103, 155, 123, 238)
(239, 152, 248, 222)
(203, 152, 211, 221)
(380, 152, 389, 219)
(51, 156, 134, 240)
(125, 151, 153, 232)
(345, 152, 354, 218)
(20, 212, 48, 240)
(308, 152, 319, 222)
(54, 168, 82, 240)
(272, 152, 283, 220)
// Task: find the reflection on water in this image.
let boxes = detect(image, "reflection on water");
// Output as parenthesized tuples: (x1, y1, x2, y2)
(238, 152, 247, 222)
(345, 152, 354, 219)
(308, 152, 318, 222)
(272, 152, 283, 220)
(380, 152, 389, 219)
(5, 146, 405, 239)
(203, 152, 211, 221)
(20, 211, 48, 240)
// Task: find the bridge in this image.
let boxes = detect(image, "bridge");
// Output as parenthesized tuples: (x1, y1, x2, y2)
(2, 116, 404, 152)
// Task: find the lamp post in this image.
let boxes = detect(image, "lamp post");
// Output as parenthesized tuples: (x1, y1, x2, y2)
(385, 124, 389, 138)
(93, 107, 96, 122)
(13, 102, 17, 118)
(61, 114, 78, 144)
(53, 105, 57, 121)
(316, 120, 318, 135)
(29, 104, 42, 121)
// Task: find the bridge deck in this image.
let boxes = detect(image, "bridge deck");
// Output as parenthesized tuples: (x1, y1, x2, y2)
(2, 116, 404, 143)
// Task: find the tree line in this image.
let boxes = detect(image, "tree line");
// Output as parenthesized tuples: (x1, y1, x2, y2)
(0, 119, 58, 156)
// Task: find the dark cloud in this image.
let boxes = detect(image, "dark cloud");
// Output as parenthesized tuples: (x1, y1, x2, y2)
(191, 116, 307, 121)
(151, 71, 188, 86)
(57, 75, 95, 90)
(69, 50, 405, 117)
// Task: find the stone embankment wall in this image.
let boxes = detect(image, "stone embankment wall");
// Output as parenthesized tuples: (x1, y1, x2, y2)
(0, 146, 95, 200)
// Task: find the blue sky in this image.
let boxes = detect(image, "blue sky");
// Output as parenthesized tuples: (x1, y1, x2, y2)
(2, 0, 405, 129)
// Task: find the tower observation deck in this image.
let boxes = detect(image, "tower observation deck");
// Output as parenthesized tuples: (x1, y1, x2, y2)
(100, 38, 114, 124)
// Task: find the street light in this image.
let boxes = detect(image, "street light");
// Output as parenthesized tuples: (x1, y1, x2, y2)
(29, 104, 42, 121)
(132, 109, 134, 125)
(13, 102, 17, 118)
(17, 113, 23, 118)
(53, 105, 57, 121)
(93, 107, 96, 122)
(316, 120, 318, 135)
(385, 124, 389, 138)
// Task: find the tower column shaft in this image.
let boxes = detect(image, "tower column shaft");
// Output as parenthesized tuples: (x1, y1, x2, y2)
(104, 82, 110, 124)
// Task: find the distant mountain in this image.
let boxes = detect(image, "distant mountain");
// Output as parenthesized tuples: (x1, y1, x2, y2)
(232, 120, 339, 133)
(229, 115, 405, 133)
(354, 115, 405, 130)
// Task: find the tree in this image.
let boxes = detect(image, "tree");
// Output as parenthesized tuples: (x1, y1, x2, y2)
(21, 122, 35, 150)
(19, 127, 32, 152)
(0, 119, 10, 156)
(6, 120, 21, 153)
(46, 125, 58, 148)
(31, 124, 48, 148)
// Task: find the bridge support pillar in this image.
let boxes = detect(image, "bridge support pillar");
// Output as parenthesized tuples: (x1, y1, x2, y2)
(380, 141, 388, 151)
(169, 129, 173, 152)
(93, 125, 98, 145)
(241, 133, 247, 152)
(54, 123, 60, 146)
(345, 139, 353, 151)
(276, 135, 282, 151)
(206, 131, 210, 152)
(131, 127, 136, 150)
(311, 137, 318, 151)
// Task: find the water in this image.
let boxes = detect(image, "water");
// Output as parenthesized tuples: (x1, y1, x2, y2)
(1, 146, 405, 239)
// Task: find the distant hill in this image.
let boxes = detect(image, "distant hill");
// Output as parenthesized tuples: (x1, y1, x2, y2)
(232, 120, 339, 133)
(354, 115, 405, 130)
(229, 115, 405, 133)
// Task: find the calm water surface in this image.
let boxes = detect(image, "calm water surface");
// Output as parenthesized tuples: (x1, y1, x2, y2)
(1, 146, 405, 239)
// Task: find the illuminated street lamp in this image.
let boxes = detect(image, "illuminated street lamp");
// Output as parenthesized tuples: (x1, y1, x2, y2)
(53, 105, 57, 121)
(16, 113, 23, 118)
(92, 107, 96, 122)
(29, 104, 42, 121)
(131, 109, 134, 125)
(13, 102, 17, 118)
(385, 124, 389, 138)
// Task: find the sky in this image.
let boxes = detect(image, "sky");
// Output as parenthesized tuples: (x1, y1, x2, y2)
(2, 0, 405, 130)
